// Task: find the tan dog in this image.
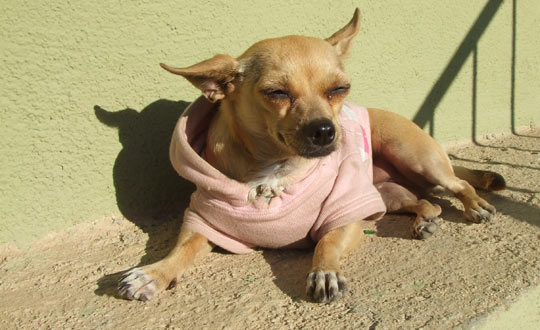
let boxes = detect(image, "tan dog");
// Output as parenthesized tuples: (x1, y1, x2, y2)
(118, 9, 505, 303)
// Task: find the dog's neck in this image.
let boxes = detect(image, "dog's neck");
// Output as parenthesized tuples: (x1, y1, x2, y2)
(205, 101, 313, 191)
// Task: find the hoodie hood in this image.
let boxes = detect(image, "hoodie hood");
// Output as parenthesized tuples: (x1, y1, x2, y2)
(169, 96, 255, 206)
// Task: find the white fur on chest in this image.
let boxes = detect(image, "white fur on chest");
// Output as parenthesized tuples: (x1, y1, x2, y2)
(246, 161, 297, 201)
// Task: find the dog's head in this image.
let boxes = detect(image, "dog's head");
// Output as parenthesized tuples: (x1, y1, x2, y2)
(161, 9, 360, 159)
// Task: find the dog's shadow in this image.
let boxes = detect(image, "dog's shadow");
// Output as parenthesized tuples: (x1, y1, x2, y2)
(261, 249, 313, 301)
(93, 99, 194, 298)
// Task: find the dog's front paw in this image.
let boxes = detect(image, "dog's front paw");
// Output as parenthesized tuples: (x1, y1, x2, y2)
(118, 267, 169, 301)
(464, 201, 496, 223)
(412, 216, 441, 239)
(306, 270, 348, 303)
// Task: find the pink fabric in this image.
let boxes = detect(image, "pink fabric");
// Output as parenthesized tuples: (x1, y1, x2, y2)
(170, 96, 386, 254)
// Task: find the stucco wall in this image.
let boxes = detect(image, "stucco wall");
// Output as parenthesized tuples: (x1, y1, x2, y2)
(1, 0, 538, 246)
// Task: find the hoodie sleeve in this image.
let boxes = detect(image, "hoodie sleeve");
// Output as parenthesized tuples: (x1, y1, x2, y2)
(182, 204, 256, 254)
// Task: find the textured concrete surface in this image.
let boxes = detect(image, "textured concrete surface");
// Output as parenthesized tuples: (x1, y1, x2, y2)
(1, 129, 538, 329)
(475, 285, 540, 329)
(1, 0, 539, 246)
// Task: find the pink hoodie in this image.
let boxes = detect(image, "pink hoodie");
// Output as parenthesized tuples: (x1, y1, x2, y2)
(170, 96, 386, 254)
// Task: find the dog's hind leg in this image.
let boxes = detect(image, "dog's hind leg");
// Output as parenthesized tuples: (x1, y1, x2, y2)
(118, 229, 213, 301)
(376, 181, 442, 239)
(369, 108, 500, 224)
(388, 151, 497, 223)
(429, 173, 498, 223)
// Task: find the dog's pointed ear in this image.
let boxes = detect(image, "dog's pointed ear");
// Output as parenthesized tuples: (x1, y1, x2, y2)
(160, 54, 239, 103)
(326, 8, 361, 58)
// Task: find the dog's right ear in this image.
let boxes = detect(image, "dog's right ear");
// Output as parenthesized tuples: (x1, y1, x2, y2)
(326, 8, 361, 58)
(160, 54, 239, 103)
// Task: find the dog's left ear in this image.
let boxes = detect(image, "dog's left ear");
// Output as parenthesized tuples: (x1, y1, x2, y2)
(160, 54, 239, 103)
(326, 8, 361, 58)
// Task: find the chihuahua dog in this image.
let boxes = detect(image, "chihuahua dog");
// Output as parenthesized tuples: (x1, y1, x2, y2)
(118, 9, 504, 303)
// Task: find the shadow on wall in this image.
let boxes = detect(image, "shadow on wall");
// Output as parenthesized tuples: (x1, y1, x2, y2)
(412, 0, 508, 138)
(94, 99, 197, 298)
(94, 99, 194, 236)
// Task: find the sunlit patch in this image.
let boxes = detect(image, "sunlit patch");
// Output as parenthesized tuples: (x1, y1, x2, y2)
(355, 125, 370, 162)
(342, 104, 359, 122)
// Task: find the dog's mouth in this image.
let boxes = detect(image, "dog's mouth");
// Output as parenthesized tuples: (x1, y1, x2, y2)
(298, 143, 337, 158)
(283, 139, 336, 159)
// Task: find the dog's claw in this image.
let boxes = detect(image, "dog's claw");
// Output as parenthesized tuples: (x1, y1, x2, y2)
(118, 270, 132, 283)
(412, 217, 440, 239)
(117, 282, 130, 292)
(306, 271, 348, 303)
(465, 204, 496, 223)
(118, 267, 160, 301)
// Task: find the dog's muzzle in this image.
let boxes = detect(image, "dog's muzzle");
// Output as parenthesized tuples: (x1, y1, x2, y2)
(298, 118, 337, 158)
(304, 118, 336, 147)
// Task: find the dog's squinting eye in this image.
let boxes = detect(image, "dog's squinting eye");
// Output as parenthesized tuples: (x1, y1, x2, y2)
(266, 90, 290, 99)
(264, 89, 295, 103)
(328, 85, 350, 99)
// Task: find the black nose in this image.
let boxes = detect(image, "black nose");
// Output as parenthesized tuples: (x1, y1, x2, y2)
(304, 119, 336, 146)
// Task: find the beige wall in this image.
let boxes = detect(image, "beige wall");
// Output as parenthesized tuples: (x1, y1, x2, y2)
(1, 0, 538, 246)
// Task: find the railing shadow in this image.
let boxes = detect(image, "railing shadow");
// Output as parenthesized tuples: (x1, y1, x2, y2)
(509, 0, 518, 135)
(473, 0, 527, 144)
(412, 0, 505, 137)
(449, 153, 540, 172)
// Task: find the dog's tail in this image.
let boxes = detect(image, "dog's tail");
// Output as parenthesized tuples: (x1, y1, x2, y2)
(453, 166, 506, 191)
